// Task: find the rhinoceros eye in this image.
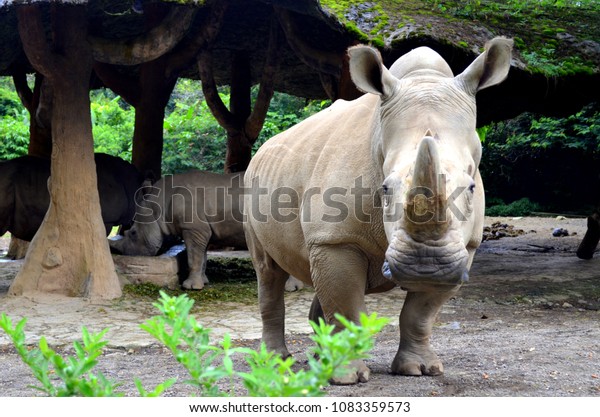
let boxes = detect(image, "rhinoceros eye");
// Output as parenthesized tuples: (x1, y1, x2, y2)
(382, 183, 391, 207)
(468, 181, 476, 193)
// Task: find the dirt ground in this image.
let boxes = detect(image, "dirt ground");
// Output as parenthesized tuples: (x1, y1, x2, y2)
(0, 216, 599, 397)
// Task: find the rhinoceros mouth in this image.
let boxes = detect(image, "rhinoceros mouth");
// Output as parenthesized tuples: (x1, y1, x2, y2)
(383, 229, 469, 288)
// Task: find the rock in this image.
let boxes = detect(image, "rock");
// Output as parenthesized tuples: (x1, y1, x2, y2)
(552, 228, 569, 237)
(562, 302, 574, 308)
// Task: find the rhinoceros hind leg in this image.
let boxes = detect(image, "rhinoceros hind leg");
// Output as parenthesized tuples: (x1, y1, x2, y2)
(391, 289, 457, 376)
(246, 227, 291, 358)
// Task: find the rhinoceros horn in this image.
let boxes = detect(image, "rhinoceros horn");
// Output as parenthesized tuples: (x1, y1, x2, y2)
(405, 132, 449, 239)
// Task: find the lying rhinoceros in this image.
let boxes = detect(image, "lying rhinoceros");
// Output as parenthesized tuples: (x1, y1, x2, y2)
(244, 38, 512, 384)
(109, 171, 247, 290)
(0, 153, 142, 242)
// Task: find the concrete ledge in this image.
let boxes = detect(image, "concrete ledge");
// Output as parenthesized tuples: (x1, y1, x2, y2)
(112, 245, 256, 289)
(112, 254, 180, 289)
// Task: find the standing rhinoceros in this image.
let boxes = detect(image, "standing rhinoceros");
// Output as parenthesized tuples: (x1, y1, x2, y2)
(0, 153, 142, 242)
(109, 171, 247, 290)
(244, 38, 512, 384)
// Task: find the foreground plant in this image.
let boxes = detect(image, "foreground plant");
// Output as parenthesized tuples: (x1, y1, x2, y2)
(0, 315, 121, 396)
(0, 292, 387, 396)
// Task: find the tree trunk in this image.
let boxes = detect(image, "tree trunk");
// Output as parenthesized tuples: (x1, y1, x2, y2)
(198, 15, 281, 174)
(13, 71, 53, 158)
(10, 5, 121, 300)
(225, 130, 253, 173)
(131, 57, 176, 179)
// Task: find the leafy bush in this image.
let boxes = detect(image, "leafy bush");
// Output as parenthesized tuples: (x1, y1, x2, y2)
(0, 77, 29, 160)
(480, 102, 600, 213)
(485, 197, 542, 217)
(90, 90, 134, 161)
(0, 292, 387, 397)
(0, 107, 29, 160)
(0, 315, 129, 396)
(162, 95, 227, 174)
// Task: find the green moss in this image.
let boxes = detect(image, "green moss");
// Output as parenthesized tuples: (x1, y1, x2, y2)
(205, 256, 256, 283)
(319, 0, 599, 76)
(123, 281, 259, 305)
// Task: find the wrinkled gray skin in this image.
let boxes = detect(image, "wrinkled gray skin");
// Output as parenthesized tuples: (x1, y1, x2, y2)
(244, 38, 512, 384)
(0, 153, 142, 241)
(109, 171, 247, 290)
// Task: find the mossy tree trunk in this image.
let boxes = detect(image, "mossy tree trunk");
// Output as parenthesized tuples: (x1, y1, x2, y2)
(9, 4, 121, 299)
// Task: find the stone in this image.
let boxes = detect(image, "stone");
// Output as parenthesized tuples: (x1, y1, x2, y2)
(112, 253, 180, 289)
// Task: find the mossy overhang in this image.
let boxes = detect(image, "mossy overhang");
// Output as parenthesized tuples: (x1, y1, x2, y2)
(0, 0, 598, 125)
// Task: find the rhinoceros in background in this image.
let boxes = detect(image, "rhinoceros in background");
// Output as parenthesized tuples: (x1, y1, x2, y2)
(244, 38, 512, 384)
(109, 171, 247, 290)
(0, 153, 142, 243)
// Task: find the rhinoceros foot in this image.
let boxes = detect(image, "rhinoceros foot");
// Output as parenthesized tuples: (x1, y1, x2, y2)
(391, 349, 444, 376)
(182, 273, 209, 290)
(331, 359, 370, 385)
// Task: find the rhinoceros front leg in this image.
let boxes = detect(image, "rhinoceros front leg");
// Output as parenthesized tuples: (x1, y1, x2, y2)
(392, 288, 458, 376)
(309, 244, 370, 385)
(181, 229, 211, 290)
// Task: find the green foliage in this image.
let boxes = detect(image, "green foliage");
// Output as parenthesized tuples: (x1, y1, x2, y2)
(0, 107, 29, 160)
(241, 312, 387, 396)
(0, 314, 128, 397)
(90, 89, 134, 160)
(142, 291, 388, 397)
(521, 49, 595, 76)
(0, 77, 29, 160)
(0, 78, 22, 116)
(485, 197, 542, 216)
(141, 292, 239, 396)
(1, 292, 387, 397)
(162, 94, 227, 174)
(480, 102, 600, 213)
(483, 103, 600, 154)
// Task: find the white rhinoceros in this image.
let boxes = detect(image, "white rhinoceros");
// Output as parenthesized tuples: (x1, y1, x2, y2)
(109, 171, 246, 290)
(244, 38, 512, 384)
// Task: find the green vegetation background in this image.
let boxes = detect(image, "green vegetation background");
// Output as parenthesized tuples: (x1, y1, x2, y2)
(0, 76, 598, 215)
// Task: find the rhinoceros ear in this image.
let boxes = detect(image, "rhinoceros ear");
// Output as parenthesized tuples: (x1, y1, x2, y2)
(348, 45, 396, 97)
(457, 37, 513, 94)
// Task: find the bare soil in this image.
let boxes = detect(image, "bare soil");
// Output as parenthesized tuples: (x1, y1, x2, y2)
(1, 216, 599, 397)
